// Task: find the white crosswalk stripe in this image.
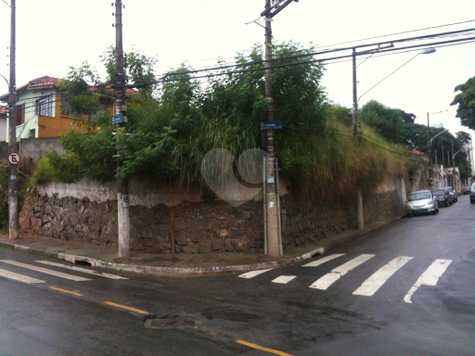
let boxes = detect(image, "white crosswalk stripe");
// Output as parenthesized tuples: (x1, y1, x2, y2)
(309, 254, 375, 290)
(272, 275, 296, 284)
(239, 269, 274, 279)
(302, 253, 346, 268)
(403, 259, 452, 304)
(35, 260, 127, 280)
(353, 256, 413, 296)
(0, 267, 45, 285)
(0, 260, 91, 282)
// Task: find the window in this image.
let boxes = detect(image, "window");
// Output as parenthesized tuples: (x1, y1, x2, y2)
(15, 104, 25, 125)
(37, 95, 54, 117)
(60, 94, 72, 115)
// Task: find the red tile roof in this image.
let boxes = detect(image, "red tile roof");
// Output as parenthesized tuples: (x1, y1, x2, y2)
(0, 75, 59, 102)
(18, 76, 59, 92)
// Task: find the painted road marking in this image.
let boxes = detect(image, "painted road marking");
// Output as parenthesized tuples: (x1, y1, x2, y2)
(239, 268, 273, 279)
(237, 339, 293, 356)
(36, 260, 127, 280)
(272, 275, 296, 284)
(403, 259, 452, 304)
(0, 267, 45, 285)
(49, 286, 83, 297)
(0, 260, 91, 282)
(353, 256, 413, 296)
(309, 254, 375, 290)
(103, 301, 149, 315)
(302, 253, 346, 268)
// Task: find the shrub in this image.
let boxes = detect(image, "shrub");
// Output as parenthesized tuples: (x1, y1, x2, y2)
(29, 152, 83, 187)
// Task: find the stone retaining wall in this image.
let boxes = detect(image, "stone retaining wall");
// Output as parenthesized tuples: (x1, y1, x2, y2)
(19, 175, 406, 254)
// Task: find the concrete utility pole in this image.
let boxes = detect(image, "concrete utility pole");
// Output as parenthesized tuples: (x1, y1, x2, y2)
(351, 48, 364, 231)
(114, 0, 130, 258)
(426, 112, 431, 162)
(260, 0, 297, 257)
(352, 48, 359, 137)
(263, 0, 281, 258)
(8, 0, 18, 241)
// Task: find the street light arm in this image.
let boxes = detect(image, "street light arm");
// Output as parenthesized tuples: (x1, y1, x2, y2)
(358, 52, 421, 101)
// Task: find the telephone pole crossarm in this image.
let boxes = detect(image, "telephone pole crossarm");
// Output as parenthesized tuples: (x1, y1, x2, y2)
(261, 0, 298, 18)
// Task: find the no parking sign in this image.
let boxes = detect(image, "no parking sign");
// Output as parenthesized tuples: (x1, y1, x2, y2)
(8, 153, 20, 165)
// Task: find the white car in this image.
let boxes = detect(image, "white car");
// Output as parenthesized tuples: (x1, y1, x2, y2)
(407, 190, 439, 216)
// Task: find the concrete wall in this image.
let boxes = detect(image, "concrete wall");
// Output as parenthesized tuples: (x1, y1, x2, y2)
(19, 174, 408, 254)
(0, 118, 6, 142)
(0, 142, 7, 161)
(19, 137, 64, 161)
(20, 181, 263, 254)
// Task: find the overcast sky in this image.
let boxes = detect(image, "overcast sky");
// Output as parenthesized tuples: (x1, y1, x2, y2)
(1, 0, 475, 137)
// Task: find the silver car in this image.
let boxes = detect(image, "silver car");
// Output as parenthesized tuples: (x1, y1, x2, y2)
(407, 190, 439, 216)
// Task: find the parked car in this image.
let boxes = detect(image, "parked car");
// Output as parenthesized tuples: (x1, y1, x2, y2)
(407, 190, 439, 216)
(447, 186, 458, 203)
(470, 183, 475, 204)
(463, 184, 471, 195)
(432, 189, 451, 207)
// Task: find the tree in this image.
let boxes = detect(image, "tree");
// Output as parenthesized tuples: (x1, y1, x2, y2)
(360, 101, 408, 144)
(102, 48, 157, 96)
(452, 76, 475, 130)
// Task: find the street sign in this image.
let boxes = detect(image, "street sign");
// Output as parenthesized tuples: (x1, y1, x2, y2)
(262, 121, 283, 130)
(112, 113, 126, 125)
(8, 153, 20, 165)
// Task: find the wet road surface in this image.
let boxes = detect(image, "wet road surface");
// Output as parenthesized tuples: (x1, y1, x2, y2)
(0, 196, 474, 355)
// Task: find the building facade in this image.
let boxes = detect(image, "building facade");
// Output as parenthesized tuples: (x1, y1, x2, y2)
(0, 76, 88, 142)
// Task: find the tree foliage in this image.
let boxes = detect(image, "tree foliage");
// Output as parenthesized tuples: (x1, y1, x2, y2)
(33, 43, 409, 200)
(360, 101, 414, 145)
(452, 76, 475, 130)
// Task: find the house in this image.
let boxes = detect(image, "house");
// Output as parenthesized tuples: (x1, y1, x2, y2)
(0, 76, 88, 142)
(0, 105, 7, 142)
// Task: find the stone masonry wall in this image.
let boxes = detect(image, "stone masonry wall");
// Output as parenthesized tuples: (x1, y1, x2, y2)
(19, 174, 406, 254)
(19, 185, 262, 254)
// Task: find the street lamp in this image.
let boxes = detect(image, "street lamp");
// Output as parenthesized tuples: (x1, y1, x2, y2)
(352, 47, 436, 138)
(358, 47, 437, 101)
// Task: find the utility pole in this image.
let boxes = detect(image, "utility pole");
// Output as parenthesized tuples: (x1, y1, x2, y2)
(427, 112, 431, 164)
(259, 0, 298, 257)
(451, 140, 454, 167)
(351, 47, 364, 231)
(8, 0, 18, 241)
(114, 0, 130, 258)
(352, 48, 359, 137)
(263, 0, 281, 258)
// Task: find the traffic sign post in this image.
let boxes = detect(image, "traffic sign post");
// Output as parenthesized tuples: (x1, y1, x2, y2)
(8, 153, 19, 166)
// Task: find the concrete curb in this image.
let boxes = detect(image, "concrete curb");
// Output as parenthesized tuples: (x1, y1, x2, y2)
(0, 240, 325, 277)
(0, 217, 400, 277)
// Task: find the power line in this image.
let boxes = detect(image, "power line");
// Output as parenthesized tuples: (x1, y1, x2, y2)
(159, 26, 475, 80)
(314, 19, 475, 50)
(156, 35, 475, 84)
(186, 19, 475, 70)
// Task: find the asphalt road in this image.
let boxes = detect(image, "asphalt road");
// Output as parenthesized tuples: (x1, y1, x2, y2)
(0, 196, 474, 355)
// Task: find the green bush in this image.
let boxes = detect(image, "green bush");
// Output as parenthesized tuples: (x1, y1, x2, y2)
(29, 152, 83, 187)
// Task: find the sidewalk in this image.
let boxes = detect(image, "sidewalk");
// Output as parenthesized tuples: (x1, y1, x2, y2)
(0, 219, 398, 277)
